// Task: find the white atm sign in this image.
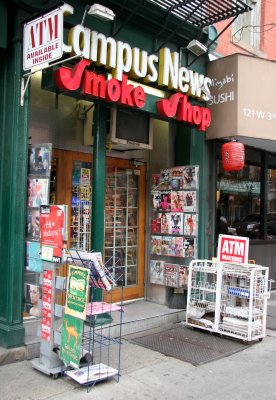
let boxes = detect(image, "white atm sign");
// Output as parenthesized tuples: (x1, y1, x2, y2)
(23, 7, 63, 71)
(217, 235, 249, 264)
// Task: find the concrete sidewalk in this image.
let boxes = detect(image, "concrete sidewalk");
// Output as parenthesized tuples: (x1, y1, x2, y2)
(1, 294, 276, 400)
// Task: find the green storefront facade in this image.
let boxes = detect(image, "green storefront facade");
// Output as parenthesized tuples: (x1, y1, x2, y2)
(0, 0, 246, 348)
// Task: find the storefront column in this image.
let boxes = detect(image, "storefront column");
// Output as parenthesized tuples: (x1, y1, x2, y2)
(0, 10, 30, 347)
(91, 103, 107, 252)
(91, 103, 108, 305)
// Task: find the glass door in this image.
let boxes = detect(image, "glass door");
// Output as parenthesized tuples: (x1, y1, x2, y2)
(51, 150, 146, 302)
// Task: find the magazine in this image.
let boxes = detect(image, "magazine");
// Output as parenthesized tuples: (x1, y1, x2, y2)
(183, 237, 197, 258)
(170, 213, 183, 234)
(158, 191, 171, 212)
(160, 213, 171, 234)
(151, 214, 161, 233)
(178, 265, 189, 288)
(164, 263, 179, 287)
(152, 191, 161, 211)
(151, 174, 161, 190)
(66, 363, 118, 384)
(170, 167, 184, 190)
(160, 169, 170, 190)
(161, 236, 172, 256)
(171, 191, 184, 212)
(150, 260, 165, 285)
(183, 213, 198, 236)
(183, 166, 199, 189)
(170, 236, 184, 257)
(183, 190, 197, 212)
(150, 235, 162, 255)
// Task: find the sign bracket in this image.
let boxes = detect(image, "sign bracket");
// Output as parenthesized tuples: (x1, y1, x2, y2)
(20, 54, 82, 107)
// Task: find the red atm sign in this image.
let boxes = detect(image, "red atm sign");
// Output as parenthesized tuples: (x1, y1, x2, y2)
(217, 235, 249, 264)
(23, 7, 63, 71)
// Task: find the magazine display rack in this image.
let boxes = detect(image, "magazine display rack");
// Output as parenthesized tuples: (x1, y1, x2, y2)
(186, 260, 271, 342)
(149, 166, 199, 293)
(61, 250, 124, 392)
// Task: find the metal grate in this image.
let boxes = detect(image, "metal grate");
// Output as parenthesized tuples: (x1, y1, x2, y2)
(131, 325, 249, 365)
(148, 0, 251, 27)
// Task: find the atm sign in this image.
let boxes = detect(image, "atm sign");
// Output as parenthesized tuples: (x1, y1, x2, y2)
(23, 7, 63, 71)
(217, 235, 249, 264)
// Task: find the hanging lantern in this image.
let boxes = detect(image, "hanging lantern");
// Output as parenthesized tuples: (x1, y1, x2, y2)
(222, 141, 245, 171)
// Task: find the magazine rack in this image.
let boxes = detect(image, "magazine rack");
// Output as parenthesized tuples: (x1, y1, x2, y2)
(63, 250, 124, 392)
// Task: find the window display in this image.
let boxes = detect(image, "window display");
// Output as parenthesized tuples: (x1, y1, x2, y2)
(149, 165, 199, 288)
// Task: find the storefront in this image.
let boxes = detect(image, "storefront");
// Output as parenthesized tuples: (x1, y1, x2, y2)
(207, 54, 276, 285)
(0, 0, 250, 348)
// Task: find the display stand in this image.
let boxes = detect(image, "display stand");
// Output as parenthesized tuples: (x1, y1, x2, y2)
(31, 261, 67, 378)
(186, 260, 271, 342)
(61, 250, 124, 392)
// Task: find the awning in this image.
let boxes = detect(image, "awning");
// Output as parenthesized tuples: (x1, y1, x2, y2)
(206, 54, 276, 142)
(148, 0, 251, 27)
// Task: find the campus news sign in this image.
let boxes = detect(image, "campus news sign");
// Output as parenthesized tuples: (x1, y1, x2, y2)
(23, 3, 212, 131)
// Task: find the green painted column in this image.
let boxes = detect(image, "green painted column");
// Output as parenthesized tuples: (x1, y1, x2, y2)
(91, 103, 107, 304)
(0, 9, 30, 347)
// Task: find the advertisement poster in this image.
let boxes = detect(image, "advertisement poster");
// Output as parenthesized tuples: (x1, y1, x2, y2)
(60, 314, 84, 369)
(65, 265, 90, 320)
(40, 205, 65, 262)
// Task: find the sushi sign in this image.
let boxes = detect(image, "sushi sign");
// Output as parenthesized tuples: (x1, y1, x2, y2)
(217, 235, 249, 264)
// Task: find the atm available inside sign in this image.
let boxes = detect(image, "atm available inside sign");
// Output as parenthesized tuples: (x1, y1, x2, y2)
(217, 235, 249, 264)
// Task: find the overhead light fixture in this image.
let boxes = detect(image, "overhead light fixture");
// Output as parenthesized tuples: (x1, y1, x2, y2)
(187, 39, 208, 56)
(81, 3, 115, 24)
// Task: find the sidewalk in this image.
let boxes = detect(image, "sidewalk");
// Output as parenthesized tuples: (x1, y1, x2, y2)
(1, 295, 276, 400)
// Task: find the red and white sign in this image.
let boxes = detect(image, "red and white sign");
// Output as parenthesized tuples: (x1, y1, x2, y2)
(23, 6, 63, 71)
(40, 205, 65, 262)
(217, 234, 249, 264)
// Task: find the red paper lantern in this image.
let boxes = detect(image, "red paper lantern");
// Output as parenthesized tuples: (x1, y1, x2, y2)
(222, 141, 245, 171)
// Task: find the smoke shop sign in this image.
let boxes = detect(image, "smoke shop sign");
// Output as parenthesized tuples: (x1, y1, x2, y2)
(23, 3, 211, 131)
(217, 235, 249, 264)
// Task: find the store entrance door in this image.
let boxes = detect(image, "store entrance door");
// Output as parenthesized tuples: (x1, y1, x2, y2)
(51, 149, 146, 302)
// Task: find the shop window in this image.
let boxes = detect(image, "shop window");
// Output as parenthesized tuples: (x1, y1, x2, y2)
(217, 160, 261, 241)
(232, 0, 260, 50)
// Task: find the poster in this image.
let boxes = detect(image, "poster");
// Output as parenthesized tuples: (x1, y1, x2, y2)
(26, 241, 42, 272)
(40, 205, 65, 262)
(65, 265, 90, 320)
(60, 314, 84, 369)
(28, 144, 52, 177)
(24, 283, 42, 318)
(27, 178, 49, 207)
(26, 208, 40, 241)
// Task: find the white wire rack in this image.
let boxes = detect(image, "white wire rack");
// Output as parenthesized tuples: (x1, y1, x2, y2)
(186, 259, 271, 341)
